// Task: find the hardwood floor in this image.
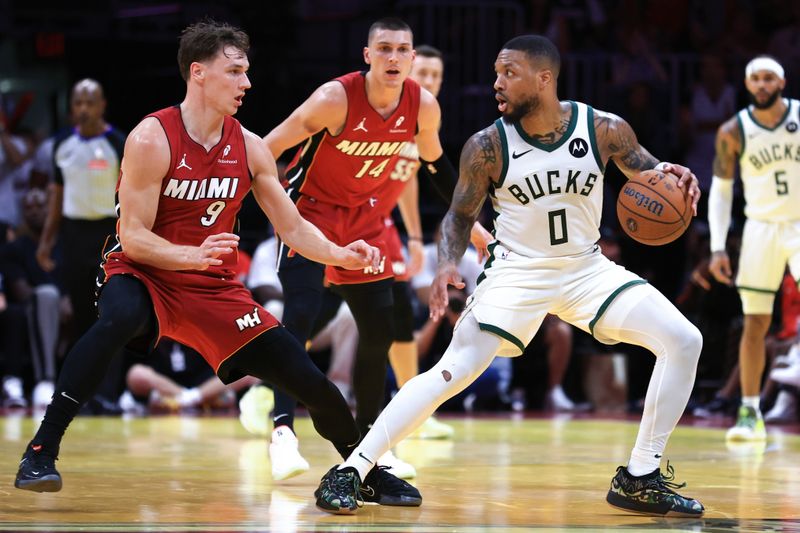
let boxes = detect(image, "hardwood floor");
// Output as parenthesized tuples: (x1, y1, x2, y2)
(1, 412, 799, 531)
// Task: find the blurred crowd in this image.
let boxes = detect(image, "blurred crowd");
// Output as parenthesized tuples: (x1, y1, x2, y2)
(1, 0, 800, 425)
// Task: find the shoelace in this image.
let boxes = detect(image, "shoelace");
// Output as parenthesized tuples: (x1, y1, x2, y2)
(649, 462, 687, 494)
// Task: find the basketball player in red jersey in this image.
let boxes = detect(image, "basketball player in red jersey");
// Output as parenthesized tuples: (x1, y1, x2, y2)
(14, 20, 418, 506)
(264, 18, 491, 481)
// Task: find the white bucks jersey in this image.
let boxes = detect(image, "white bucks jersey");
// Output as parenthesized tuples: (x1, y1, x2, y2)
(738, 98, 800, 221)
(492, 101, 604, 257)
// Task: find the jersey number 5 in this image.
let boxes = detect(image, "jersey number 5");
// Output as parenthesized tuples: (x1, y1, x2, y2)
(201, 201, 226, 227)
(775, 170, 788, 196)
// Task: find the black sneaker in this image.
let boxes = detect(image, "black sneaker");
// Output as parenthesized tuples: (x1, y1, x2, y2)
(606, 463, 703, 517)
(314, 465, 361, 515)
(361, 465, 422, 506)
(15, 443, 62, 492)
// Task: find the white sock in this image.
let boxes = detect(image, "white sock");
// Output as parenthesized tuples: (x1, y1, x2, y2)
(742, 396, 761, 413)
(341, 314, 501, 482)
(595, 288, 702, 478)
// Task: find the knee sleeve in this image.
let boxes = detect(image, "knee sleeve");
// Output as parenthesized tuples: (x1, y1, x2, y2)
(96, 275, 155, 341)
(280, 287, 324, 344)
(278, 259, 325, 344)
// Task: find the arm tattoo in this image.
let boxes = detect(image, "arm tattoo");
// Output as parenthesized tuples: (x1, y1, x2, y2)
(713, 119, 740, 178)
(595, 112, 658, 174)
(439, 128, 496, 264)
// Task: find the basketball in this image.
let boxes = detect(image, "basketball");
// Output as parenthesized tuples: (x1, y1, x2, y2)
(616, 169, 692, 245)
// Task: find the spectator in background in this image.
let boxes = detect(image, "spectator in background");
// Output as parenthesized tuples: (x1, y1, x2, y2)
(683, 54, 736, 200)
(0, 118, 32, 228)
(36, 79, 126, 404)
(1, 220, 29, 407)
(2, 189, 63, 408)
(123, 340, 258, 413)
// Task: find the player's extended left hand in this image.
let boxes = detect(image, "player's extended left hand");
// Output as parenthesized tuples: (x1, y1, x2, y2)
(659, 162, 700, 216)
(429, 262, 465, 321)
(339, 240, 381, 271)
(470, 222, 493, 263)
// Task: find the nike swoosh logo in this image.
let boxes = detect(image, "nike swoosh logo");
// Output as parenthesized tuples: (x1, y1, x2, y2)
(31, 471, 40, 475)
(512, 149, 533, 159)
(358, 452, 375, 465)
(61, 391, 79, 404)
(655, 454, 662, 458)
(360, 486, 375, 497)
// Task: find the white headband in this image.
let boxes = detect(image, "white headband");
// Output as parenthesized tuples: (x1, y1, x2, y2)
(745, 57, 784, 79)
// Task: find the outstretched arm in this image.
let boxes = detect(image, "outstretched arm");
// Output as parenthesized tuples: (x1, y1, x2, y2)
(246, 129, 379, 271)
(430, 125, 499, 319)
(263, 81, 347, 159)
(594, 110, 700, 214)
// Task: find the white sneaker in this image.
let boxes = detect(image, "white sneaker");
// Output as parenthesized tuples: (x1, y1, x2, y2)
(765, 390, 798, 423)
(269, 426, 309, 481)
(32, 381, 54, 408)
(239, 385, 274, 436)
(545, 385, 576, 412)
(770, 362, 800, 388)
(409, 416, 454, 439)
(2, 376, 27, 408)
(378, 449, 416, 479)
(118, 390, 146, 415)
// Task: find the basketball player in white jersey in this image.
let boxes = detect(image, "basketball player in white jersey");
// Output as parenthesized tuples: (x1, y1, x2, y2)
(709, 56, 800, 442)
(314, 34, 705, 517)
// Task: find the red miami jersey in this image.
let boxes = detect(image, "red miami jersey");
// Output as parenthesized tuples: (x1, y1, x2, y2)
(103, 106, 251, 278)
(99, 106, 280, 374)
(285, 71, 421, 216)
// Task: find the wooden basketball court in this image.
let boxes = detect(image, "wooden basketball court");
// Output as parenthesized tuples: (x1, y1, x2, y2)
(1, 412, 799, 531)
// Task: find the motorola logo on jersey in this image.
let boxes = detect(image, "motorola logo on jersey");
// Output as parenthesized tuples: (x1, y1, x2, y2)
(787, 122, 798, 133)
(569, 138, 588, 158)
(163, 177, 240, 201)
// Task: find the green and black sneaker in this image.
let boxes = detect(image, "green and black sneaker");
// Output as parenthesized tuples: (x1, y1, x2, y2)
(314, 465, 361, 515)
(606, 463, 704, 517)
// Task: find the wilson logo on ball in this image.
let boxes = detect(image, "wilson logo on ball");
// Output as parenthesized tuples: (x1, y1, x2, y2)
(621, 186, 665, 217)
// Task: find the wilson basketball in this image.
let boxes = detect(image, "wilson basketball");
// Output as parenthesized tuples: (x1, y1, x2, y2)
(616, 169, 692, 245)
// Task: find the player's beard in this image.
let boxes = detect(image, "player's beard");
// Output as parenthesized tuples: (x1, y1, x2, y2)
(502, 93, 540, 123)
(749, 88, 781, 110)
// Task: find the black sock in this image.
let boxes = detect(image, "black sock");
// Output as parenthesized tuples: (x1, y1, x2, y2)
(31, 393, 82, 455)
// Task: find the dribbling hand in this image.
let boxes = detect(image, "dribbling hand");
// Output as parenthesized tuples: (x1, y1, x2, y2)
(189, 233, 239, 270)
(708, 250, 733, 286)
(429, 263, 465, 321)
(339, 240, 381, 271)
(659, 162, 701, 216)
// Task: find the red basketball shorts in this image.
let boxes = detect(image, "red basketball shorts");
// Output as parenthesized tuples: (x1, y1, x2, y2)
(102, 255, 279, 372)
